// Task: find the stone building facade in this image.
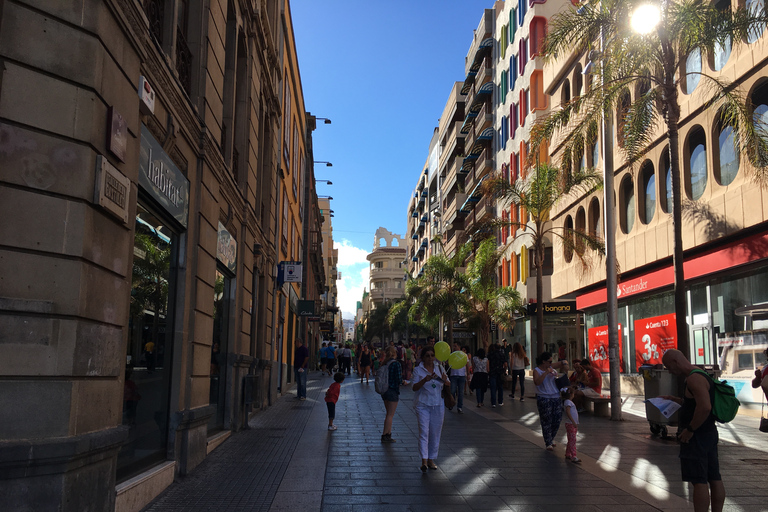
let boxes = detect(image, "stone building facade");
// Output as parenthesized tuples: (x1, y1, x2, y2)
(0, 0, 325, 510)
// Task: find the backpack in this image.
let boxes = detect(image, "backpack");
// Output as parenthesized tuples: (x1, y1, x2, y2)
(690, 369, 740, 423)
(375, 361, 393, 394)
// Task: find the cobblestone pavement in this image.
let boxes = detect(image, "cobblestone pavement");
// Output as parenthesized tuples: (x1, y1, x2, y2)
(143, 371, 768, 512)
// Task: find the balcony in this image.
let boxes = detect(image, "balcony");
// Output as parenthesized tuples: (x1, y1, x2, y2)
(474, 102, 492, 136)
(475, 56, 492, 88)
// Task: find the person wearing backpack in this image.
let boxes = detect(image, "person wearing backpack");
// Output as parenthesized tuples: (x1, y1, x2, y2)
(660, 349, 725, 512)
(378, 346, 402, 443)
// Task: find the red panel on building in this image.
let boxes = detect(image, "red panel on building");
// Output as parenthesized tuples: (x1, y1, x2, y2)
(634, 313, 677, 368)
(587, 324, 623, 373)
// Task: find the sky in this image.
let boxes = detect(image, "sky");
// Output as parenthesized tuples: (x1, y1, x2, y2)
(292, 0, 493, 320)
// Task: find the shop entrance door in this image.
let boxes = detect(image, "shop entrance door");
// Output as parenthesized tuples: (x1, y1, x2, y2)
(209, 268, 232, 432)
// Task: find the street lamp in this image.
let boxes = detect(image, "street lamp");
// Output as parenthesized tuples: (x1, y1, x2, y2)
(318, 195, 333, 201)
(314, 161, 333, 167)
(316, 180, 333, 185)
(316, 117, 332, 124)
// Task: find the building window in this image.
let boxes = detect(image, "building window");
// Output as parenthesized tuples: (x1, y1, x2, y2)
(616, 89, 631, 148)
(501, 70, 508, 104)
(715, 120, 739, 186)
(529, 17, 547, 58)
(620, 175, 635, 234)
(510, 8, 516, 41)
(588, 197, 600, 238)
(564, 215, 574, 263)
(684, 48, 701, 95)
(575, 207, 586, 253)
(751, 81, 768, 166)
(747, 0, 765, 43)
(686, 127, 708, 200)
(510, 55, 517, 91)
(510, 103, 518, 139)
(660, 149, 673, 213)
(639, 161, 656, 225)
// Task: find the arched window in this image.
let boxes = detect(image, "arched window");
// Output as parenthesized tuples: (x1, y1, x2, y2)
(510, 8, 516, 42)
(573, 66, 583, 99)
(684, 48, 701, 95)
(640, 160, 656, 224)
(751, 81, 768, 166)
(564, 215, 574, 263)
(747, 0, 765, 43)
(500, 70, 508, 104)
(529, 17, 547, 58)
(715, 118, 739, 186)
(510, 55, 517, 90)
(588, 197, 601, 237)
(561, 79, 571, 125)
(686, 127, 708, 200)
(575, 207, 586, 253)
(616, 89, 631, 148)
(620, 175, 635, 234)
(660, 150, 673, 213)
(712, 36, 731, 71)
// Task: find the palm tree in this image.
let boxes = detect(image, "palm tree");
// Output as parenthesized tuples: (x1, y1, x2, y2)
(486, 163, 604, 357)
(462, 238, 524, 351)
(388, 245, 469, 346)
(536, 0, 768, 357)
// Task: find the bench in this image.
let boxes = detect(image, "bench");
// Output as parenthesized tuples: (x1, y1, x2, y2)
(584, 396, 611, 417)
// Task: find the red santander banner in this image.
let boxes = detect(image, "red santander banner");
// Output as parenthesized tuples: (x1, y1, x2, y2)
(587, 324, 623, 373)
(634, 313, 677, 368)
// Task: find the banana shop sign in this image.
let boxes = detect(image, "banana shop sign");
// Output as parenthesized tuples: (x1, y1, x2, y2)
(139, 124, 190, 228)
(527, 301, 577, 316)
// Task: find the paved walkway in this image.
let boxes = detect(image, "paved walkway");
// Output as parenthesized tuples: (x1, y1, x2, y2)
(143, 371, 768, 512)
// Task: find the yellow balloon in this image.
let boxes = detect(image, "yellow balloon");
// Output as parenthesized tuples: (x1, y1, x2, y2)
(434, 341, 451, 361)
(449, 350, 468, 370)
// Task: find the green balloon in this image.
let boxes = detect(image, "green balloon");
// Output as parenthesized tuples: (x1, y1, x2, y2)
(434, 341, 451, 361)
(449, 351, 468, 370)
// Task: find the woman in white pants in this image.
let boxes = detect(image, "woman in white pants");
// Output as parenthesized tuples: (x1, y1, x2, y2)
(412, 346, 450, 472)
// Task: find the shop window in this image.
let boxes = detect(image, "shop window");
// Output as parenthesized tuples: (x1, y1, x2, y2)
(620, 175, 635, 234)
(747, 0, 765, 43)
(659, 149, 673, 213)
(715, 119, 739, 186)
(209, 269, 232, 432)
(588, 197, 600, 237)
(529, 17, 547, 58)
(684, 48, 701, 95)
(640, 160, 656, 225)
(119, 203, 177, 480)
(685, 127, 708, 200)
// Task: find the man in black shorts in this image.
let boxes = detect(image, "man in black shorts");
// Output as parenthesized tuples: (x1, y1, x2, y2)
(661, 349, 725, 512)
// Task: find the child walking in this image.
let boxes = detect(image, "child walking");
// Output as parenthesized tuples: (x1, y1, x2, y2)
(325, 372, 345, 431)
(562, 387, 581, 463)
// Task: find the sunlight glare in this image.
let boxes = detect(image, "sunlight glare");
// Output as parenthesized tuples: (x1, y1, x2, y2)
(631, 4, 661, 34)
(596, 444, 621, 472)
(630, 458, 670, 499)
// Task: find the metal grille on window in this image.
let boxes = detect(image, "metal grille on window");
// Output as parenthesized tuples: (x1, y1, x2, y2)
(144, 0, 164, 45)
(176, 28, 193, 94)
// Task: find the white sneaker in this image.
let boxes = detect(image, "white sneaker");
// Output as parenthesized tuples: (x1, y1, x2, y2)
(571, 457, 581, 464)
(328, 425, 337, 431)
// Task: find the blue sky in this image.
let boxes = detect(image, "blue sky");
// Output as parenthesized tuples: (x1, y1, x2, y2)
(292, 0, 492, 319)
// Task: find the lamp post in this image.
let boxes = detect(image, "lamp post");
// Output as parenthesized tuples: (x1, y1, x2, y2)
(316, 180, 333, 185)
(314, 161, 333, 167)
(318, 195, 334, 201)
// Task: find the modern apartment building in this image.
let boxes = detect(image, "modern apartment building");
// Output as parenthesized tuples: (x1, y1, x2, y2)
(0, 0, 326, 509)
(318, 197, 340, 342)
(490, 0, 579, 359)
(407, 129, 442, 277)
(438, 82, 468, 258)
(544, 2, 768, 404)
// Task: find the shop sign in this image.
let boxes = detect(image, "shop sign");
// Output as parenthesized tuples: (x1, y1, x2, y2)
(320, 321, 333, 332)
(634, 313, 677, 367)
(217, 222, 237, 273)
(278, 261, 302, 284)
(139, 124, 190, 228)
(297, 300, 317, 317)
(527, 301, 577, 315)
(717, 335, 747, 347)
(94, 156, 130, 224)
(107, 107, 128, 162)
(587, 324, 624, 373)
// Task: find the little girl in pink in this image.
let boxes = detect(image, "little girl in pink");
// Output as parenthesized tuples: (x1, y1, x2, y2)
(562, 387, 581, 463)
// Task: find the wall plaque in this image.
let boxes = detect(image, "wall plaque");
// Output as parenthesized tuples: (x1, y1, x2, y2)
(94, 155, 130, 224)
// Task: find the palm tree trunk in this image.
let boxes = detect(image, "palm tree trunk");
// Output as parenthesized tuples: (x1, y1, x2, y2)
(535, 241, 545, 359)
(663, 61, 689, 358)
(446, 313, 454, 346)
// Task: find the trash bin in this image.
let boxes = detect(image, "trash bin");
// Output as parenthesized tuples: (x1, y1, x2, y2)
(640, 364, 683, 437)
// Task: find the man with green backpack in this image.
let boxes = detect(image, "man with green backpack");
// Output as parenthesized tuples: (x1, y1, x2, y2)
(660, 349, 736, 512)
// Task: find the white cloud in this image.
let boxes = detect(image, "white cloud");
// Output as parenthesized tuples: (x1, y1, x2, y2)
(334, 239, 369, 319)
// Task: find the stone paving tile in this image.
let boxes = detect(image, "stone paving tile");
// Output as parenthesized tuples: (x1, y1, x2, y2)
(144, 370, 768, 512)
